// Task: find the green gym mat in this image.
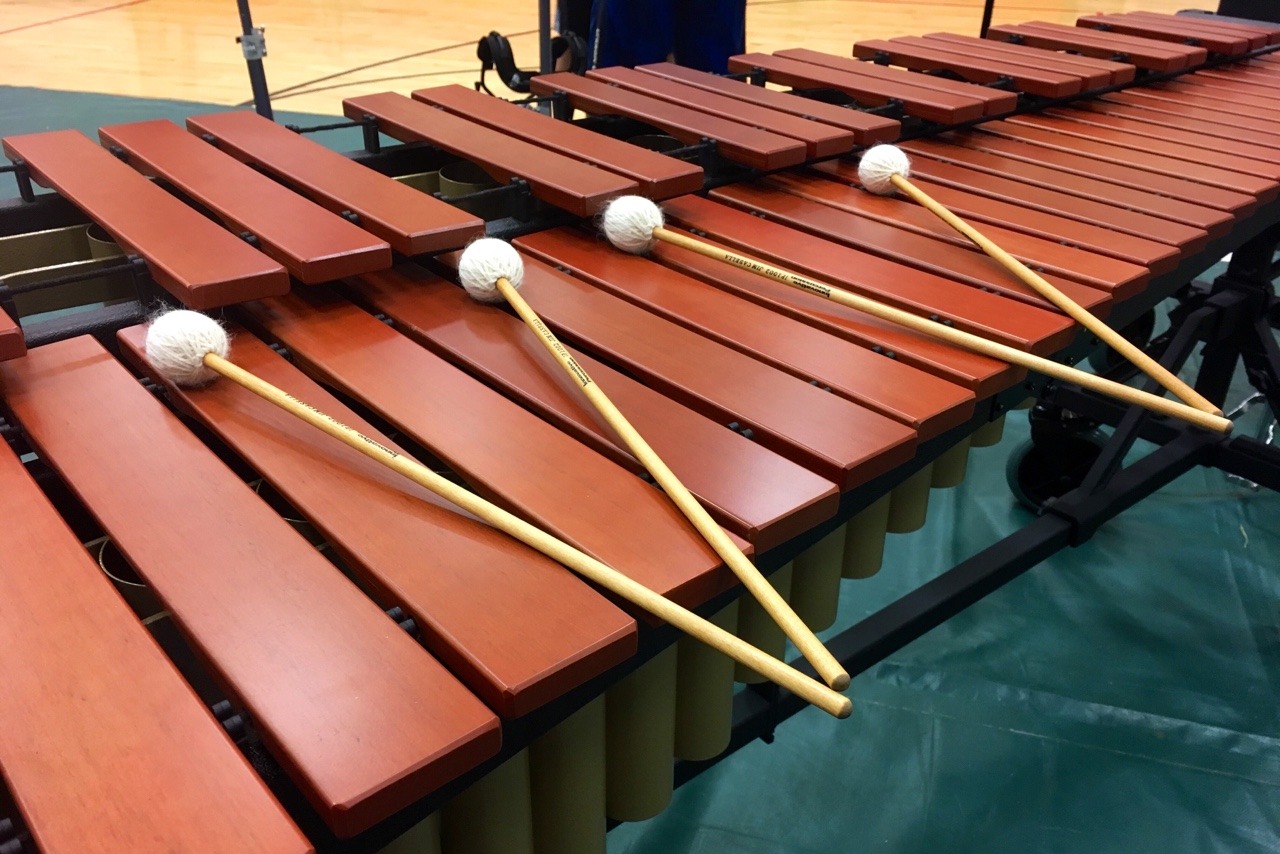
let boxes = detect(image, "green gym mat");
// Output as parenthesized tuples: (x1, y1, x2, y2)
(0, 85, 362, 151)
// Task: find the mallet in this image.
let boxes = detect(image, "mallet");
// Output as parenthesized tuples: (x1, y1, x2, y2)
(457, 238, 850, 691)
(857, 143, 1222, 416)
(143, 309, 853, 718)
(599, 196, 1232, 435)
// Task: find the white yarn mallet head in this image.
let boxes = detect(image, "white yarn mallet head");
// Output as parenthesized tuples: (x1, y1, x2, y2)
(458, 237, 524, 304)
(145, 309, 230, 388)
(858, 144, 912, 196)
(601, 195, 665, 255)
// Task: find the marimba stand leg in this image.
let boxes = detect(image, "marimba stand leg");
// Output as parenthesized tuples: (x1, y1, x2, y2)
(674, 601, 740, 761)
(733, 562, 794, 684)
(842, 495, 892, 580)
(1017, 230, 1280, 515)
(1192, 227, 1280, 424)
(1038, 221, 1280, 503)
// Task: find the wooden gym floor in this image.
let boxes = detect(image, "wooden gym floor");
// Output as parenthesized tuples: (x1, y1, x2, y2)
(1, 0, 1190, 117)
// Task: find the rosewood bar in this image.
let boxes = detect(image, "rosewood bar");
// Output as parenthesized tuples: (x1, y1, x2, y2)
(0, 337, 501, 838)
(852, 38, 1088, 98)
(99, 119, 391, 284)
(808, 159, 1180, 273)
(661, 195, 1078, 353)
(345, 92, 637, 216)
(116, 323, 638, 719)
(516, 227, 978, 439)
(239, 290, 734, 609)
(529, 72, 808, 171)
(0, 439, 312, 854)
(728, 52, 994, 124)
(187, 110, 484, 256)
(984, 22, 1204, 72)
(347, 264, 841, 551)
(411, 84, 704, 199)
(709, 181, 1119, 311)
(635, 62, 901, 144)
(2, 130, 288, 308)
(587, 66, 856, 160)
(762, 170, 1152, 294)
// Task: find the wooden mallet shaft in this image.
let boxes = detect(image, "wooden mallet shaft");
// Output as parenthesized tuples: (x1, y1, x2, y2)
(886, 172, 1223, 416)
(201, 351, 854, 718)
(652, 226, 1233, 435)
(494, 277, 851, 691)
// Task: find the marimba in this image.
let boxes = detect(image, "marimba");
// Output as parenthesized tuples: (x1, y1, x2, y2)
(2, 9, 1279, 853)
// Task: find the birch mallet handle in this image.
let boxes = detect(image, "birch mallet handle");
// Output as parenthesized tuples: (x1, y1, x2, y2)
(652, 226, 1232, 435)
(202, 350, 854, 718)
(888, 172, 1222, 416)
(496, 277, 850, 691)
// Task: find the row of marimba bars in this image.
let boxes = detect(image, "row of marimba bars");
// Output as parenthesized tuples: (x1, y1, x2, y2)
(3, 11, 1280, 854)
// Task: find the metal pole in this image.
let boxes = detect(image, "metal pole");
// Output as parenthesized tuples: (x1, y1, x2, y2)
(539, 0, 553, 74)
(235, 0, 274, 120)
(979, 0, 996, 37)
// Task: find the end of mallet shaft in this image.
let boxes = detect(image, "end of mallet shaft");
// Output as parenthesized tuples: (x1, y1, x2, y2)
(812, 648, 851, 689)
(1183, 407, 1233, 433)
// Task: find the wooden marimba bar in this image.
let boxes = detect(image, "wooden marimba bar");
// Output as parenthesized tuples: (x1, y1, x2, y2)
(1, 9, 1279, 853)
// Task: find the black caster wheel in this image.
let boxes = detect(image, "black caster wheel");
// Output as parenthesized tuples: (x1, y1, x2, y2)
(1088, 309, 1157, 378)
(1005, 431, 1108, 513)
